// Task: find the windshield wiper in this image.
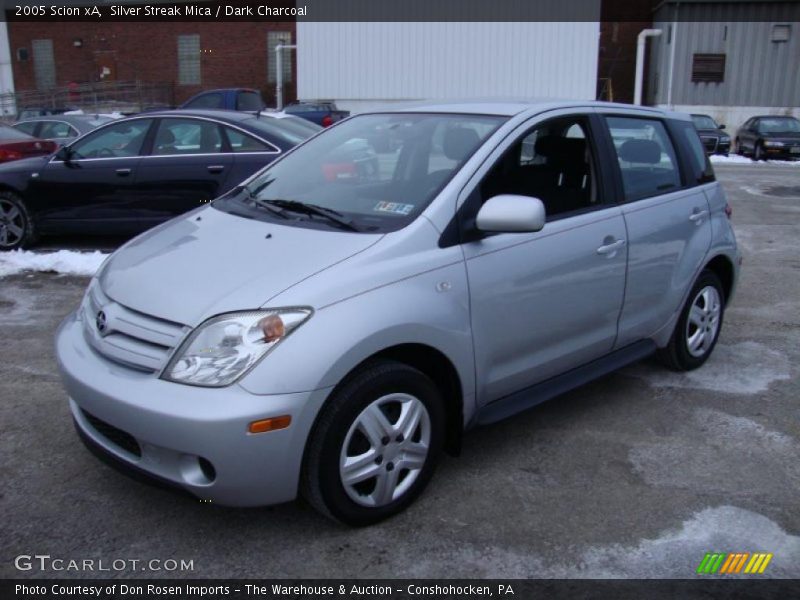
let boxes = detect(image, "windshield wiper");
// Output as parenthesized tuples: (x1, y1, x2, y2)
(258, 199, 361, 232)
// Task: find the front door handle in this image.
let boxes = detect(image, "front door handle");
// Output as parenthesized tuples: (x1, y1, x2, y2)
(207, 165, 225, 174)
(596, 238, 626, 256)
(115, 168, 132, 176)
(689, 209, 709, 224)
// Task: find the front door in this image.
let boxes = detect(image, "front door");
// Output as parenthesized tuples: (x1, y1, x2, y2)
(30, 118, 153, 234)
(461, 112, 628, 404)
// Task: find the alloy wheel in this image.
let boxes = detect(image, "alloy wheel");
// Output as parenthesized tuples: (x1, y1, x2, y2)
(0, 198, 26, 249)
(685, 285, 722, 358)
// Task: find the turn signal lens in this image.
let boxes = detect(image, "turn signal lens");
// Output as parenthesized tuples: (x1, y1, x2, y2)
(248, 415, 292, 434)
(259, 314, 285, 343)
(725, 202, 732, 219)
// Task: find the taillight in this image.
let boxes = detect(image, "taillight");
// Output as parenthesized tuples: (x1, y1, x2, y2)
(0, 149, 22, 162)
(321, 115, 333, 127)
(725, 202, 733, 219)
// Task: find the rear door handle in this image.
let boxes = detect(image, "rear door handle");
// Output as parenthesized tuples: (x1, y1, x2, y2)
(596, 239, 626, 256)
(115, 168, 132, 176)
(207, 165, 225, 173)
(689, 209, 709, 224)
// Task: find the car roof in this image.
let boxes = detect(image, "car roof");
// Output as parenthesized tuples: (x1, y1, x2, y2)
(132, 109, 259, 123)
(380, 98, 684, 119)
(751, 115, 799, 119)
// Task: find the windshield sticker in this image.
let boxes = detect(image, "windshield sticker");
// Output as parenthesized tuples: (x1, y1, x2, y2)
(374, 201, 414, 216)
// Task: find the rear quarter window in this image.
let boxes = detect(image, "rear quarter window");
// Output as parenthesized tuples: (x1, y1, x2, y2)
(671, 119, 715, 185)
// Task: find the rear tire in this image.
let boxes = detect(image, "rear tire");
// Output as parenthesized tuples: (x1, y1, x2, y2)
(658, 270, 725, 371)
(0, 192, 37, 251)
(301, 360, 445, 526)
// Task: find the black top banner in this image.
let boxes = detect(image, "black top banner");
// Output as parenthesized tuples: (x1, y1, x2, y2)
(3, 0, 798, 23)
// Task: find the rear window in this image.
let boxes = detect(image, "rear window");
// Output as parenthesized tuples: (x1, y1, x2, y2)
(243, 117, 317, 146)
(0, 124, 35, 140)
(236, 91, 264, 112)
(184, 93, 224, 109)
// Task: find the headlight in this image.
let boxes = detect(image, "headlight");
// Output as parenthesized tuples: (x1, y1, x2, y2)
(163, 308, 312, 387)
(764, 141, 784, 147)
(719, 135, 730, 143)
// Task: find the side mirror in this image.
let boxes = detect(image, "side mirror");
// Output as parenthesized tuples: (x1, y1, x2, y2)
(719, 124, 726, 130)
(476, 194, 546, 234)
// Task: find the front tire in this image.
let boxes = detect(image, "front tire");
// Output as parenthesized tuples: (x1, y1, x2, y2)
(754, 142, 764, 161)
(658, 270, 725, 371)
(301, 360, 445, 526)
(0, 192, 37, 251)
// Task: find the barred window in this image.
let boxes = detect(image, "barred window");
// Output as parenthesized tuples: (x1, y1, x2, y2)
(177, 35, 201, 85)
(32, 39, 56, 90)
(267, 31, 293, 83)
(691, 54, 725, 83)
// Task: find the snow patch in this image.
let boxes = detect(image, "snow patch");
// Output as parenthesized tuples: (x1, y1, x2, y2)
(710, 154, 800, 166)
(625, 342, 791, 394)
(0, 249, 107, 278)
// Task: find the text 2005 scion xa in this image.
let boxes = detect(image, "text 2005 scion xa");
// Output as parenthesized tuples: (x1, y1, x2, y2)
(57, 101, 740, 525)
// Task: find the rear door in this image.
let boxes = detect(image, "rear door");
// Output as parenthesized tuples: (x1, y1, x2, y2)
(221, 124, 281, 186)
(29, 118, 153, 233)
(132, 117, 233, 228)
(601, 113, 712, 348)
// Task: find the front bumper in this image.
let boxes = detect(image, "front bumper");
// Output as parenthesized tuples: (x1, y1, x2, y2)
(56, 311, 332, 507)
(763, 145, 800, 159)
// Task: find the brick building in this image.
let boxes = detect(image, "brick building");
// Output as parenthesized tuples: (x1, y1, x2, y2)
(5, 21, 297, 107)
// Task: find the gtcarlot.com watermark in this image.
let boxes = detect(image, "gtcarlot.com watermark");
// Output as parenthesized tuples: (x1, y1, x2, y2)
(14, 554, 194, 573)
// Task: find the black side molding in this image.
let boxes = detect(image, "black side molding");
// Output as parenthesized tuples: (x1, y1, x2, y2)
(474, 340, 657, 426)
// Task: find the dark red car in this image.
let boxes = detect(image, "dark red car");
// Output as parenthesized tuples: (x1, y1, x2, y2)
(0, 124, 58, 163)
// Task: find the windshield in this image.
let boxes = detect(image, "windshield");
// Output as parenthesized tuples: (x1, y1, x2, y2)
(691, 115, 719, 130)
(216, 113, 505, 232)
(757, 117, 800, 134)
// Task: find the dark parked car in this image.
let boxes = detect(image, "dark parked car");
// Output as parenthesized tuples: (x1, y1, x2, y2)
(0, 124, 58, 163)
(691, 114, 730, 156)
(735, 115, 800, 160)
(13, 114, 115, 147)
(180, 88, 266, 112)
(0, 110, 315, 250)
(284, 101, 350, 127)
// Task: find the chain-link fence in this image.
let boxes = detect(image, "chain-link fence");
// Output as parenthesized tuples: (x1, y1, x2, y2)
(0, 81, 175, 119)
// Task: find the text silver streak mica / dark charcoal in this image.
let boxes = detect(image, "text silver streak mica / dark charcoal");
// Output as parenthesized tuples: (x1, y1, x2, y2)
(55, 100, 740, 525)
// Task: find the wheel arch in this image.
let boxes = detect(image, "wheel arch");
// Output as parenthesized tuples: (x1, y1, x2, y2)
(703, 253, 735, 302)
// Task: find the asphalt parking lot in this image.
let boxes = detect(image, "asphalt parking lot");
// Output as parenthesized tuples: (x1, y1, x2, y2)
(1, 163, 799, 579)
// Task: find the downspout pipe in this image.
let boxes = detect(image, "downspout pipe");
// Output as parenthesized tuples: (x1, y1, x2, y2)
(634, 28, 662, 105)
(275, 43, 297, 110)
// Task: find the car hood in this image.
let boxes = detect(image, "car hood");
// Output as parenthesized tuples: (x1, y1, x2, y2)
(695, 128, 727, 136)
(0, 155, 49, 173)
(99, 207, 383, 325)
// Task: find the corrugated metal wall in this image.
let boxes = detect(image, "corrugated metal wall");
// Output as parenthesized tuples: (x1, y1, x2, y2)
(297, 22, 600, 111)
(649, 2, 800, 107)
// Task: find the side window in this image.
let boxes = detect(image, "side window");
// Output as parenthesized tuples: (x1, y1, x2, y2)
(13, 122, 39, 136)
(39, 121, 77, 139)
(673, 120, 715, 185)
(70, 119, 152, 159)
(479, 116, 601, 219)
(223, 127, 271, 152)
(605, 116, 681, 201)
(152, 118, 222, 155)
(184, 93, 223, 110)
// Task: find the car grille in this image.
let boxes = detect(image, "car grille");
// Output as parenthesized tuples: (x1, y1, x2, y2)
(81, 409, 142, 458)
(81, 280, 190, 373)
(700, 135, 718, 153)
